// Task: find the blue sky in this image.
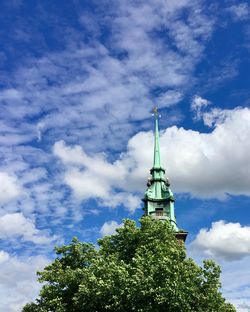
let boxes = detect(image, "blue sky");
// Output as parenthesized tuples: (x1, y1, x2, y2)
(0, 0, 250, 310)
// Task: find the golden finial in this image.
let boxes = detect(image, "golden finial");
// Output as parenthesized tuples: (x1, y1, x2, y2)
(152, 106, 161, 118)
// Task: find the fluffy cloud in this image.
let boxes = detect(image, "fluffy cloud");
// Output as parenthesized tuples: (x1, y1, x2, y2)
(191, 95, 211, 121)
(0, 0, 216, 217)
(55, 107, 250, 204)
(0, 251, 48, 312)
(159, 107, 250, 198)
(201, 107, 236, 127)
(189, 221, 250, 310)
(100, 220, 122, 236)
(0, 213, 55, 244)
(0, 0, 215, 156)
(227, 3, 249, 21)
(0, 172, 21, 204)
(53, 140, 141, 212)
(191, 221, 250, 260)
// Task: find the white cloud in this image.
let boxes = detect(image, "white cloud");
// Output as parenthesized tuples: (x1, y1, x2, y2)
(64, 169, 109, 199)
(0, 89, 23, 100)
(157, 90, 183, 108)
(130, 106, 250, 198)
(191, 221, 250, 260)
(100, 220, 122, 236)
(191, 95, 211, 120)
(0, 251, 48, 312)
(54, 140, 141, 212)
(0, 0, 216, 220)
(201, 107, 235, 127)
(0, 213, 55, 244)
(0, 0, 215, 158)
(189, 223, 250, 311)
(0, 172, 21, 204)
(101, 192, 141, 211)
(227, 3, 249, 21)
(0, 250, 10, 263)
(0, 144, 71, 226)
(55, 107, 250, 203)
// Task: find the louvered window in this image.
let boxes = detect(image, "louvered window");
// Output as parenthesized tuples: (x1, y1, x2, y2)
(155, 209, 163, 216)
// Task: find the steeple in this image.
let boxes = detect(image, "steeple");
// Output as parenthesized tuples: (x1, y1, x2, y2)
(143, 107, 188, 242)
(153, 107, 161, 169)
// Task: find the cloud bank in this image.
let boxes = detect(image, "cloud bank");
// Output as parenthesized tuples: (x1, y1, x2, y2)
(100, 220, 122, 236)
(0, 213, 56, 244)
(0, 251, 48, 312)
(54, 107, 250, 208)
(0, 172, 21, 204)
(191, 220, 250, 260)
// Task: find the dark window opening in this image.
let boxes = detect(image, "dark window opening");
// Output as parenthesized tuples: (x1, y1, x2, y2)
(155, 208, 164, 216)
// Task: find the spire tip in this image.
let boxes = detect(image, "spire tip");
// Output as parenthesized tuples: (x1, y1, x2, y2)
(152, 106, 159, 118)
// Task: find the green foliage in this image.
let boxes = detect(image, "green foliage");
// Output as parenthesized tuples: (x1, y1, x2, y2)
(23, 217, 236, 312)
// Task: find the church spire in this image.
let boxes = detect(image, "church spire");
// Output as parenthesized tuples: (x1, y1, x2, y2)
(143, 107, 188, 242)
(153, 107, 161, 169)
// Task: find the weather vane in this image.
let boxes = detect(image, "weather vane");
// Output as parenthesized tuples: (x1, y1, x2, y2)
(152, 106, 161, 118)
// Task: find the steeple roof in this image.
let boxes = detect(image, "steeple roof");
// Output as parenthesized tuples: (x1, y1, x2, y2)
(153, 107, 161, 169)
(142, 106, 188, 242)
(143, 107, 177, 229)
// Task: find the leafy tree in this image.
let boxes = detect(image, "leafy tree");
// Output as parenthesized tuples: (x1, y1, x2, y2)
(23, 217, 236, 312)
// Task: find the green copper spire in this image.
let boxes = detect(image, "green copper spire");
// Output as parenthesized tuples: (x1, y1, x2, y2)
(143, 107, 188, 242)
(143, 107, 178, 230)
(153, 107, 161, 169)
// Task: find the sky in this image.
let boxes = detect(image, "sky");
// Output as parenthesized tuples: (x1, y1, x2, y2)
(0, 0, 250, 310)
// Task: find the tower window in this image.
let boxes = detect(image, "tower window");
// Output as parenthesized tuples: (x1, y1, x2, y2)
(155, 208, 164, 216)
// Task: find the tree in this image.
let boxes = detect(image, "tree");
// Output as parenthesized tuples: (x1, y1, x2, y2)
(23, 217, 236, 312)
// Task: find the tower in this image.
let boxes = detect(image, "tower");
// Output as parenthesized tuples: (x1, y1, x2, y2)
(143, 107, 188, 242)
